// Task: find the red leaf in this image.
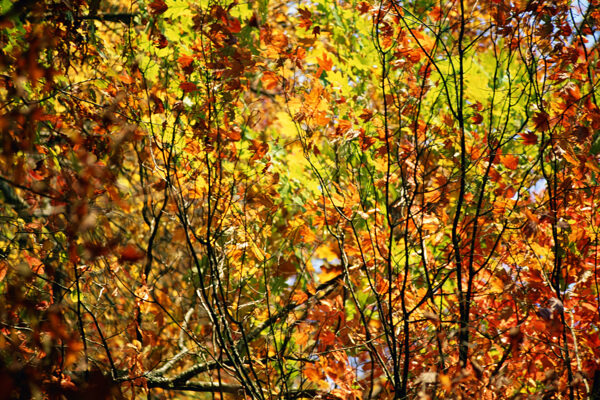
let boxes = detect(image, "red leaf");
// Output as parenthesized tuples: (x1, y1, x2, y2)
(357, 1, 370, 14)
(150, 94, 165, 114)
(177, 54, 194, 69)
(500, 154, 518, 170)
(471, 113, 483, 124)
(24, 253, 44, 275)
(119, 245, 145, 262)
(154, 34, 168, 48)
(533, 111, 550, 131)
(0, 261, 7, 282)
(179, 82, 197, 93)
(148, 0, 168, 15)
(573, 124, 591, 142)
(227, 18, 241, 33)
(225, 126, 242, 141)
(519, 131, 537, 145)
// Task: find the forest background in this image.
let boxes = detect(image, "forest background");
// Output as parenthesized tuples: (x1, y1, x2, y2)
(1, 0, 600, 399)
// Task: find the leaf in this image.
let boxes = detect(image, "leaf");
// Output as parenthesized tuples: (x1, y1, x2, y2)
(261, 71, 278, 90)
(179, 81, 197, 93)
(318, 262, 342, 283)
(573, 124, 591, 142)
(148, 0, 168, 15)
(249, 139, 269, 161)
(227, 18, 241, 33)
(177, 54, 194, 68)
(0, 261, 7, 282)
(533, 111, 550, 131)
(291, 290, 308, 304)
(225, 126, 242, 141)
(150, 93, 165, 114)
(359, 109, 373, 122)
(24, 253, 44, 275)
(317, 52, 333, 72)
(4, 0, 600, 397)
(500, 154, 518, 170)
(298, 8, 312, 29)
(119, 245, 145, 263)
(519, 131, 537, 145)
(471, 113, 483, 124)
(276, 255, 297, 277)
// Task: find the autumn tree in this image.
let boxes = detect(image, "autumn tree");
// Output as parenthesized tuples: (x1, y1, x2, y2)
(1, 0, 600, 399)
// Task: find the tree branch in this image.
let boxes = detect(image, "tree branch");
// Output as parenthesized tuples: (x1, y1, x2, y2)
(79, 13, 138, 24)
(144, 275, 343, 386)
(145, 381, 336, 400)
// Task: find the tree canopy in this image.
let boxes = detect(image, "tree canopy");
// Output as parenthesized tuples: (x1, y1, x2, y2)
(1, 0, 600, 398)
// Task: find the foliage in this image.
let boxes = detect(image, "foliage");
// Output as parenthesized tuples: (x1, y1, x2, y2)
(1, 0, 600, 399)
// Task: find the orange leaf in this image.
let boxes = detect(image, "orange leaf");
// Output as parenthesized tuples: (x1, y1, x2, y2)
(177, 54, 194, 69)
(318, 263, 342, 283)
(291, 290, 308, 304)
(335, 119, 352, 136)
(261, 71, 278, 90)
(227, 18, 241, 33)
(0, 261, 7, 282)
(500, 154, 518, 170)
(317, 52, 333, 72)
(24, 253, 44, 275)
(294, 329, 309, 346)
(249, 140, 269, 161)
(119, 74, 134, 85)
(319, 331, 336, 346)
(304, 364, 324, 383)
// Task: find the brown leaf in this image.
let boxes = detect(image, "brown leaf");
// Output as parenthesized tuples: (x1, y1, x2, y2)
(225, 126, 242, 141)
(359, 109, 373, 122)
(119, 245, 145, 263)
(177, 54, 195, 74)
(519, 131, 537, 145)
(291, 290, 308, 304)
(151, 94, 165, 114)
(179, 82, 197, 93)
(148, 0, 168, 15)
(249, 140, 269, 161)
(471, 113, 483, 124)
(533, 111, 550, 131)
(423, 311, 440, 323)
(573, 125, 591, 142)
(276, 255, 298, 278)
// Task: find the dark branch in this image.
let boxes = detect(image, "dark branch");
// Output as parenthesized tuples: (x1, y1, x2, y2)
(79, 13, 138, 24)
(143, 275, 344, 386)
(145, 380, 336, 400)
